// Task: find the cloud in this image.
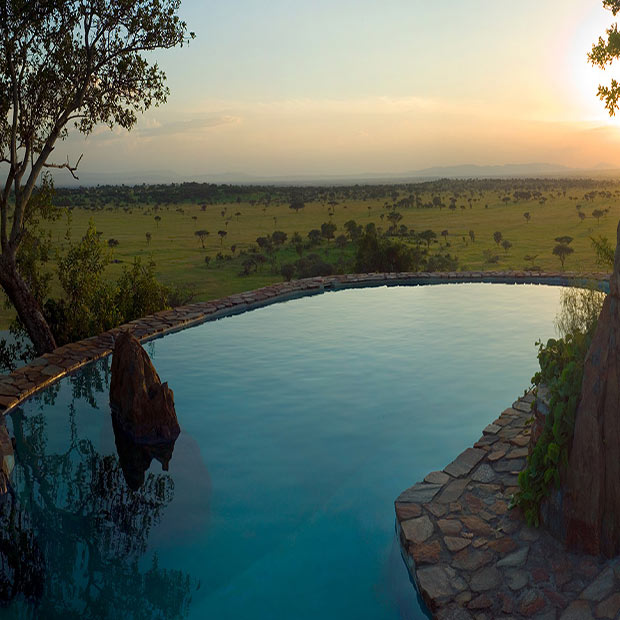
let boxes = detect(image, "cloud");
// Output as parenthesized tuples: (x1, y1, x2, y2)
(137, 116, 241, 137)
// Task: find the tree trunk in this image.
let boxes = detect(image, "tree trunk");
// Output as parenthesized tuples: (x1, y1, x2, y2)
(0, 254, 56, 356)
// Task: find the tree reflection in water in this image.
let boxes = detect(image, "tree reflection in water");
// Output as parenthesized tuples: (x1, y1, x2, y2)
(1, 358, 195, 619)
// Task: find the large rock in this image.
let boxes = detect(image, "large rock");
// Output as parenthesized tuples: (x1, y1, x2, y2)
(561, 221, 620, 557)
(109, 331, 180, 445)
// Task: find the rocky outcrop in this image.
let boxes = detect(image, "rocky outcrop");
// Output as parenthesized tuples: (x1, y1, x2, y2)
(561, 221, 620, 557)
(109, 331, 180, 445)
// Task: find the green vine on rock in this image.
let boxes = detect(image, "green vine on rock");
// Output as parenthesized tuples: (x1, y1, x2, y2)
(514, 332, 590, 526)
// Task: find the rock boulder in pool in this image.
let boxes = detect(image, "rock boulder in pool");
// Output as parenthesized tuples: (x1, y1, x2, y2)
(109, 331, 180, 445)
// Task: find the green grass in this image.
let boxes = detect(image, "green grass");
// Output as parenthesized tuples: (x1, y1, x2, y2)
(2, 180, 619, 328)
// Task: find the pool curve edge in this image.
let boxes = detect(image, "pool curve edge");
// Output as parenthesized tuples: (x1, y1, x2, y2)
(0, 270, 609, 415)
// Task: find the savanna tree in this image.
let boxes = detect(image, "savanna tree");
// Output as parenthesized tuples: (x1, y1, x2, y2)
(194, 229, 209, 249)
(289, 198, 305, 214)
(0, 0, 192, 354)
(552, 243, 574, 269)
(320, 221, 337, 245)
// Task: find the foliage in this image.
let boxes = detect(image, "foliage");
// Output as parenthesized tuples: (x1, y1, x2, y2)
(355, 230, 423, 273)
(514, 331, 591, 525)
(320, 221, 337, 243)
(281, 263, 295, 281)
(271, 230, 288, 246)
(589, 0, 620, 116)
(11, 175, 62, 305)
(425, 253, 459, 271)
(514, 282, 605, 525)
(0, 323, 36, 372)
(3, 221, 183, 363)
(552, 243, 574, 268)
(289, 198, 305, 213)
(554, 284, 606, 338)
(294, 253, 334, 278)
(194, 229, 209, 248)
(590, 234, 615, 268)
(115, 258, 175, 323)
(0, 0, 193, 353)
(44, 221, 118, 345)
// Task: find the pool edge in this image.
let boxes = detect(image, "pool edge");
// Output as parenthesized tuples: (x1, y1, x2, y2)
(396, 391, 620, 619)
(0, 270, 609, 414)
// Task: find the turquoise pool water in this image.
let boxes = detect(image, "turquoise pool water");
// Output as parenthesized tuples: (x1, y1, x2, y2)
(1, 283, 564, 619)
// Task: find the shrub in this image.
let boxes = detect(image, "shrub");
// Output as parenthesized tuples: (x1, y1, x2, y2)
(514, 283, 605, 525)
(294, 253, 333, 278)
(41, 222, 186, 349)
(355, 230, 421, 272)
(554, 284, 605, 339)
(281, 263, 295, 281)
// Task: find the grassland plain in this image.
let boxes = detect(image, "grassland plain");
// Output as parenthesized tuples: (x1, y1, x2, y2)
(2, 179, 619, 328)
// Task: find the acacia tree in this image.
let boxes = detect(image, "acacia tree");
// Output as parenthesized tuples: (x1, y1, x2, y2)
(552, 243, 574, 269)
(0, 1, 192, 355)
(194, 229, 209, 249)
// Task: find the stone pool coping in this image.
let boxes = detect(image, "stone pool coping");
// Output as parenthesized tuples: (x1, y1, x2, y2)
(0, 270, 610, 414)
(396, 392, 620, 620)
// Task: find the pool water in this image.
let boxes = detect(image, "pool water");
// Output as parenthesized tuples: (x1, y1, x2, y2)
(1, 283, 564, 619)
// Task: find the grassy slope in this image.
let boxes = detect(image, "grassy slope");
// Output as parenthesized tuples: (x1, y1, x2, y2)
(1, 181, 618, 328)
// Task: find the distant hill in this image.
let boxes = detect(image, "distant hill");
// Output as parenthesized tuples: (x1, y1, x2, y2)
(51, 162, 620, 187)
(406, 163, 574, 178)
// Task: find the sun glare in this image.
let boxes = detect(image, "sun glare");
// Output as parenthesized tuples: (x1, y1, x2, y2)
(565, 4, 620, 124)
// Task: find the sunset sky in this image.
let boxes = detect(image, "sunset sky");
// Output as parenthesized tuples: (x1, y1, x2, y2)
(64, 0, 620, 181)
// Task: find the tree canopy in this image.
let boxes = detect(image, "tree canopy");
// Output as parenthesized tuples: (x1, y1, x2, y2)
(590, 1, 620, 115)
(0, 0, 193, 354)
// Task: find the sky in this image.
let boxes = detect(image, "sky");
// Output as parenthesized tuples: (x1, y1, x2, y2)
(61, 0, 620, 181)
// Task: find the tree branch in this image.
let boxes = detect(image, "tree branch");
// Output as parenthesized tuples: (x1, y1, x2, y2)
(42, 153, 84, 180)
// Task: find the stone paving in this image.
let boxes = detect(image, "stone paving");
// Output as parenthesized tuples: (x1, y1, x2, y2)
(395, 391, 620, 620)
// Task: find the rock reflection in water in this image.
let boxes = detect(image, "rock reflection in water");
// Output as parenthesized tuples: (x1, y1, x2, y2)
(112, 415, 177, 492)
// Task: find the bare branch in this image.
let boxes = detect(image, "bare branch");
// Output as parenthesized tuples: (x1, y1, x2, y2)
(42, 153, 84, 180)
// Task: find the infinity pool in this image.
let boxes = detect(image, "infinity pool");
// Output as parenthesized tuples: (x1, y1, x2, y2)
(1, 283, 564, 619)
